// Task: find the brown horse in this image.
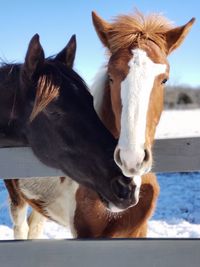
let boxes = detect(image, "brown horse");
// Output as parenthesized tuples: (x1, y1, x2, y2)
(74, 11, 195, 237)
(90, 11, 195, 179)
(5, 11, 195, 239)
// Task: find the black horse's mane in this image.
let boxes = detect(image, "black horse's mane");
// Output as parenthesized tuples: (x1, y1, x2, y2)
(0, 59, 89, 95)
(0, 62, 21, 74)
(0, 59, 94, 121)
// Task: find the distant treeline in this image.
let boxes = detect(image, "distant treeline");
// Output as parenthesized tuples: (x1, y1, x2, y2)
(164, 85, 200, 109)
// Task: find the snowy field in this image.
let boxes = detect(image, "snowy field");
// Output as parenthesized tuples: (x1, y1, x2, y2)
(0, 109, 200, 239)
(155, 109, 200, 139)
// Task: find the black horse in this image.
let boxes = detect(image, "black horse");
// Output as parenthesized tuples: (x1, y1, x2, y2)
(0, 34, 137, 210)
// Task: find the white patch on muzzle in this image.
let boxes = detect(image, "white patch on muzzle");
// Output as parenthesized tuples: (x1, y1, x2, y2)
(133, 175, 141, 202)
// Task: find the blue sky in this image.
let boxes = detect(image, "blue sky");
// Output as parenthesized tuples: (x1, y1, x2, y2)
(0, 0, 199, 87)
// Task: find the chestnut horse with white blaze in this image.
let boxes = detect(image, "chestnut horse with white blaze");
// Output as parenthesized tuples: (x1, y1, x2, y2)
(88, 11, 195, 202)
(5, 11, 195, 239)
(91, 11, 195, 179)
(75, 11, 195, 237)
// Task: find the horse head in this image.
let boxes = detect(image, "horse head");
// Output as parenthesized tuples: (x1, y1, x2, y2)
(91, 11, 195, 181)
(0, 34, 140, 211)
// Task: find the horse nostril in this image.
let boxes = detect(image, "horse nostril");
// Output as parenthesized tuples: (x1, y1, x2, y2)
(111, 177, 133, 200)
(114, 148, 122, 167)
(144, 148, 150, 162)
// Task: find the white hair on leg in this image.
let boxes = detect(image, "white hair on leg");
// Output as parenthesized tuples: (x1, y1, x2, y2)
(9, 200, 29, 239)
(28, 210, 46, 239)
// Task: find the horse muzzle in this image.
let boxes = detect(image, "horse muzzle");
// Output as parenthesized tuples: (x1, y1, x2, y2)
(114, 146, 152, 177)
(99, 176, 141, 212)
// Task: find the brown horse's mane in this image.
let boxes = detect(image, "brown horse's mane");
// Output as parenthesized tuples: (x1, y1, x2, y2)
(30, 75, 59, 121)
(108, 11, 174, 53)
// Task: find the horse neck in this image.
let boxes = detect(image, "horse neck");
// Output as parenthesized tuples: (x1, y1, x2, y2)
(64, 70, 116, 147)
(75, 173, 159, 238)
(90, 66, 118, 137)
(68, 86, 117, 152)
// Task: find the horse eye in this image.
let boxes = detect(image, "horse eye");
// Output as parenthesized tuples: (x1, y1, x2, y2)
(108, 75, 114, 84)
(161, 78, 168, 85)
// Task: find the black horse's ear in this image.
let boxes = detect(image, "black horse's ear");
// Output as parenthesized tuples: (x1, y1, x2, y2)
(55, 34, 76, 68)
(24, 34, 45, 79)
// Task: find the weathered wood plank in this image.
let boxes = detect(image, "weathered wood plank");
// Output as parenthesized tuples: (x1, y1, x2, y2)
(0, 137, 200, 179)
(153, 137, 200, 173)
(0, 147, 64, 178)
(0, 239, 199, 267)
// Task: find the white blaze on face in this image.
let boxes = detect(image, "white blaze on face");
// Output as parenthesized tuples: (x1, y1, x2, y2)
(117, 49, 166, 172)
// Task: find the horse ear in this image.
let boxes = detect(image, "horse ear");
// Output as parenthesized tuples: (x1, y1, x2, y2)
(165, 18, 195, 55)
(24, 34, 45, 78)
(55, 34, 76, 68)
(92, 11, 112, 48)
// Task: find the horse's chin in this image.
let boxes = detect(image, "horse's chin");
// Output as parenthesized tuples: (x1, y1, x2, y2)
(106, 203, 128, 213)
(98, 193, 139, 213)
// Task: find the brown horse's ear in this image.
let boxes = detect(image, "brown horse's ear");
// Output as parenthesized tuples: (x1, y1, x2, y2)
(24, 34, 45, 79)
(55, 34, 76, 68)
(92, 11, 112, 48)
(165, 18, 195, 55)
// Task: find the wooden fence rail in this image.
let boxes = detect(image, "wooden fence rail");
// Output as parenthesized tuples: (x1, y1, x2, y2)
(0, 137, 200, 267)
(0, 239, 200, 267)
(0, 137, 200, 178)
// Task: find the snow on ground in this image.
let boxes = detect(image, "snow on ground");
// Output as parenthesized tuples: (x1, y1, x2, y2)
(155, 109, 200, 138)
(148, 172, 200, 237)
(148, 220, 200, 238)
(0, 109, 200, 239)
